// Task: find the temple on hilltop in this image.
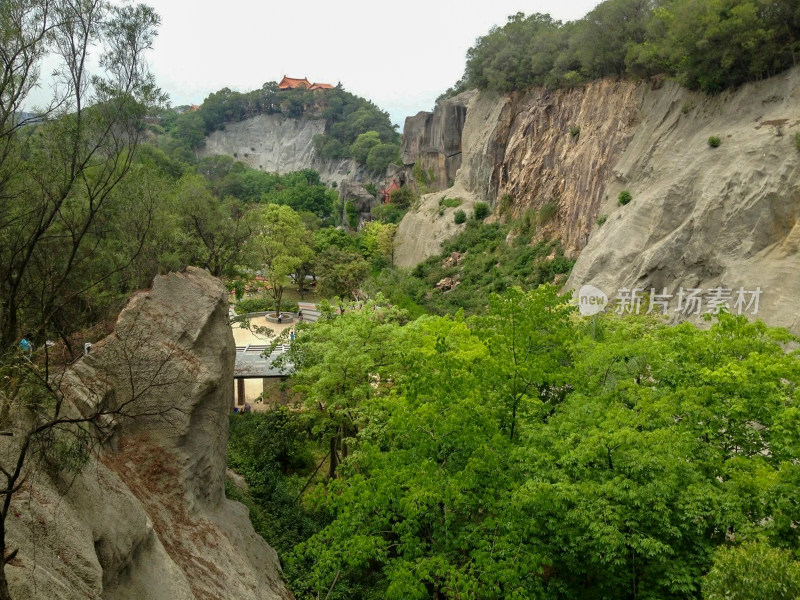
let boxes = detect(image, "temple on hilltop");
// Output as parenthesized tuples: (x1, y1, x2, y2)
(278, 75, 334, 91)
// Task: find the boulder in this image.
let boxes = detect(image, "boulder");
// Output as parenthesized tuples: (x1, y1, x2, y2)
(5, 267, 292, 600)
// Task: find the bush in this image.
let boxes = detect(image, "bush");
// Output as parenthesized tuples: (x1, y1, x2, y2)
(618, 190, 632, 206)
(795, 132, 800, 152)
(439, 197, 462, 209)
(454, 210, 467, 224)
(703, 542, 800, 600)
(390, 186, 415, 208)
(537, 201, 558, 224)
(569, 125, 580, 138)
(473, 202, 490, 220)
(498, 193, 513, 215)
(708, 136, 721, 148)
(596, 214, 608, 226)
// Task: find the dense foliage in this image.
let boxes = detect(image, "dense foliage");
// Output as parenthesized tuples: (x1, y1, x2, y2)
(262, 290, 800, 600)
(455, 0, 800, 95)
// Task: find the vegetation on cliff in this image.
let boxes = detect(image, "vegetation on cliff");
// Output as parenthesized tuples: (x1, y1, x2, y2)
(156, 83, 400, 170)
(444, 0, 800, 97)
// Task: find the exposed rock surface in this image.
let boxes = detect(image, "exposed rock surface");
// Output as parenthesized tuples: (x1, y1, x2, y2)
(396, 67, 800, 334)
(395, 82, 643, 267)
(401, 91, 476, 192)
(198, 113, 363, 185)
(568, 71, 800, 333)
(339, 181, 376, 229)
(4, 267, 292, 600)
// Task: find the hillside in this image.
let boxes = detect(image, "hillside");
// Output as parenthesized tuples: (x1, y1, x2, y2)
(395, 67, 800, 332)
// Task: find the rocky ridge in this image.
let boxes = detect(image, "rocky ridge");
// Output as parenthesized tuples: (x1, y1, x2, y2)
(4, 268, 291, 600)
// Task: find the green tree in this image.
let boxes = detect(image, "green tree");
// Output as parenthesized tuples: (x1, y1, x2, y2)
(703, 542, 800, 600)
(172, 174, 260, 276)
(348, 130, 381, 163)
(253, 205, 313, 317)
(315, 247, 369, 301)
(366, 143, 401, 175)
(0, 0, 165, 351)
(470, 286, 575, 440)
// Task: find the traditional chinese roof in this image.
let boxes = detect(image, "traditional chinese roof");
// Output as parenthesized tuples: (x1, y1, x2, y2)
(278, 76, 311, 90)
(309, 82, 334, 90)
(380, 179, 401, 199)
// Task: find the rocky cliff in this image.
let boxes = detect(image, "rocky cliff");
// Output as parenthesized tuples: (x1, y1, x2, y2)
(4, 268, 291, 600)
(198, 113, 363, 184)
(395, 69, 800, 333)
(401, 91, 476, 192)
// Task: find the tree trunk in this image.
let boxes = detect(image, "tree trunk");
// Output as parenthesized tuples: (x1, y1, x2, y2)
(328, 436, 338, 479)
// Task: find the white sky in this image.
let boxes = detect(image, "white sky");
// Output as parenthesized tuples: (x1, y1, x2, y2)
(30, 0, 602, 127)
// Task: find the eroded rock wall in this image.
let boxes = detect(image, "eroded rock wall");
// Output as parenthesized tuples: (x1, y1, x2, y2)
(4, 267, 292, 600)
(568, 71, 800, 333)
(198, 113, 363, 185)
(401, 91, 476, 192)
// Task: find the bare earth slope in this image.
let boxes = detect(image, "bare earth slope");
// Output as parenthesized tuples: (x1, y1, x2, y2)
(4, 268, 292, 600)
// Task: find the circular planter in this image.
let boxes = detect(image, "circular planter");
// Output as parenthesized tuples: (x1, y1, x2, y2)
(263, 312, 294, 324)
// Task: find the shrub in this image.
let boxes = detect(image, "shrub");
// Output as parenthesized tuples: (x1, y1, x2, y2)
(439, 197, 462, 209)
(795, 132, 800, 151)
(569, 125, 580, 138)
(473, 202, 490, 220)
(498, 194, 513, 215)
(537, 201, 558, 224)
(708, 136, 721, 148)
(454, 210, 467, 224)
(596, 214, 608, 226)
(618, 190, 632, 206)
(345, 200, 359, 229)
(390, 186, 415, 208)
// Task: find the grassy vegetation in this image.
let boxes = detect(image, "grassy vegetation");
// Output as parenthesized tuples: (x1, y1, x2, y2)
(370, 219, 574, 316)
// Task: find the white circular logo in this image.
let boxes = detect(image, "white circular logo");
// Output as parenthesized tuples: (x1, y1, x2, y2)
(578, 285, 608, 316)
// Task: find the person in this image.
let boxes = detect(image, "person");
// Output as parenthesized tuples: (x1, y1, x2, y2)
(277, 313, 283, 324)
(298, 310, 303, 322)
(290, 330, 295, 342)
(18, 334, 32, 357)
(244, 403, 252, 413)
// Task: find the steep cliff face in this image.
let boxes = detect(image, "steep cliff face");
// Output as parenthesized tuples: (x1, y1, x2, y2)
(198, 113, 363, 184)
(401, 91, 476, 192)
(4, 268, 291, 600)
(395, 81, 645, 267)
(568, 70, 800, 333)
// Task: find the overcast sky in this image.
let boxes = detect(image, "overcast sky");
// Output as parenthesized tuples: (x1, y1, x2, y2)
(30, 0, 601, 127)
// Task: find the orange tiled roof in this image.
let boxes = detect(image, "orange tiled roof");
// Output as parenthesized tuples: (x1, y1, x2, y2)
(309, 82, 334, 90)
(278, 76, 311, 90)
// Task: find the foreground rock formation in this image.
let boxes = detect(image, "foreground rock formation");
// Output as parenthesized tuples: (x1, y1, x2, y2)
(4, 267, 291, 600)
(395, 68, 800, 333)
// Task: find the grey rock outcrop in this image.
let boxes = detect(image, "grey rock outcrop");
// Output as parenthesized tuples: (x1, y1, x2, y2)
(401, 91, 476, 192)
(198, 113, 363, 185)
(5, 267, 292, 600)
(568, 71, 800, 333)
(339, 180, 376, 229)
